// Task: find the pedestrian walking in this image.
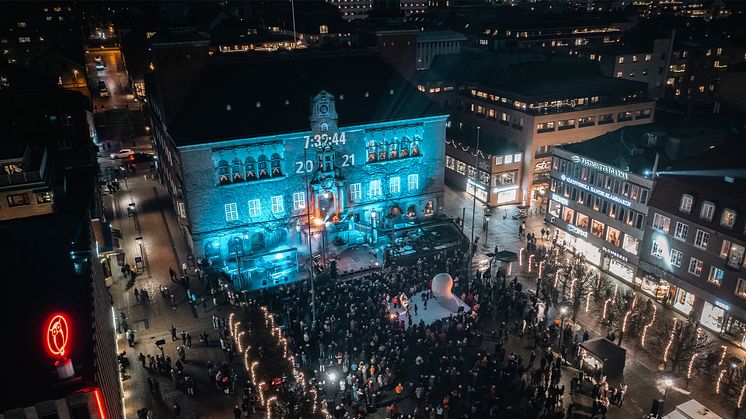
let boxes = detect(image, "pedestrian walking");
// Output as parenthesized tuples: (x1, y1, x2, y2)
(202, 297, 207, 311)
(181, 331, 187, 345)
(134, 288, 140, 302)
(138, 352, 146, 368)
(186, 332, 192, 348)
(233, 405, 242, 419)
(171, 325, 177, 341)
(172, 402, 181, 419)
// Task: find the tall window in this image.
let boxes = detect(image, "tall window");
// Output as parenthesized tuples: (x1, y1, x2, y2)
(736, 278, 746, 299)
(720, 240, 731, 258)
(293, 192, 306, 210)
(389, 177, 400, 194)
(694, 229, 710, 250)
(258, 155, 270, 179)
(670, 249, 683, 267)
(652, 213, 671, 233)
(700, 201, 715, 221)
(271, 153, 283, 177)
(367, 140, 377, 162)
(708, 266, 724, 286)
(389, 140, 399, 159)
(245, 157, 256, 181)
(225, 203, 238, 222)
(688, 257, 703, 276)
(408, 174, 419, 192)
(673, 222, 689, 241)
(217, 160, 230, 185)
(651, 240, 665, 259)
(231, 158, 244, 182)
(400, 137, 410, 158)
(350, 183, 362, 201)
(369, 180, 382, 198)
(728, 243, 746, 269)
(721, 209, 737, 228)
(411, 138, 421, 157)
(679, 194, 694, 213)
(271, 196, 284, 214)
(248, 199, 261, 218)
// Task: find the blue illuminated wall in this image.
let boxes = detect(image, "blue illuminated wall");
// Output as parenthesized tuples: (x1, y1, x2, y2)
(176, 92, 448, 268)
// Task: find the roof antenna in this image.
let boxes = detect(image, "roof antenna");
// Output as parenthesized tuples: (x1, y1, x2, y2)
(290, 0, 297, 46)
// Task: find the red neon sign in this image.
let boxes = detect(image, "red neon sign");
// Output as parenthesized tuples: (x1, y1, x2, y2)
(46, 314, 70, 358)
(93, 388, 107, 419)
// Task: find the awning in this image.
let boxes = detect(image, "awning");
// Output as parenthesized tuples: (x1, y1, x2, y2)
(494, 250, 518, 262)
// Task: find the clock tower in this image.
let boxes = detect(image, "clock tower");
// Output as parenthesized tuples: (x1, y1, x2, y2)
(308, 91, 345, 222)
(309, 90, 338, 135)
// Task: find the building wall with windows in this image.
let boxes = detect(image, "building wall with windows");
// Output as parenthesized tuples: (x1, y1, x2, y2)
(639, 171, 746, 347)
(545, 147, 654, 283)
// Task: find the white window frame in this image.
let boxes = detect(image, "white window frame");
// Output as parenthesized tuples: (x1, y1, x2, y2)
(651, 240, 664, 259)
(700, 201, 715, 221)
(389, 177, 401, 194)
(670, 249, 683, 267)
(673, 222, 688, 241)
(679, 194, 693, 213)
(652, 213, 671, 233)
(225, 203, 238, 222)
(708, 266, 724, 286)
(736, 278, 746, 300)
(248, 199, 261, 218)
(408, 174, 419, 192)
(720, 240, 731, 258)
(350, 183, 362, 201)
(271, 196, 284, 214)
(369, 180, 382, 198)
(293, 191, 306, 210)
(721, 208, 737, 228)
(178, 202, 186, 218)
(688, 257, 703, 277)
(694, 229, 710, 250)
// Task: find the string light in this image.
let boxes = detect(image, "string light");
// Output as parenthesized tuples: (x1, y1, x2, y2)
(554, 271, 560, 288)
(719, 345, 727, 367)
(640, 305, 656, 348)
(519, 248, 524, 266)
(266, 395, 277, 419)
(716, 369, 727, 394)
(738, 384, 746, 408)
(602, 298, 611, 320)
(622, 310, 632, 333)
(687, 353, 698, 380)
(569, 278, 577, 297)
(585, 292, 591, 313)
(612, 284, 618, 302)
(539, 261, 545, 277)
(528, 255, 534, 272)
(663, 319, 677, 363)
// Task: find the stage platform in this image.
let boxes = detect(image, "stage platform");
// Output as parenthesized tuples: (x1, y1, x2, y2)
(388, 290, 470, 328)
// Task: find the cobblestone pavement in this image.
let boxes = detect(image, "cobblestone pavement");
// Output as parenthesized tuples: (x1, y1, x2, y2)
(441, 184, 743, 418)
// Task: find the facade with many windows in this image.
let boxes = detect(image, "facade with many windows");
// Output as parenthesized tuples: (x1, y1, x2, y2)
(638, 150, 746, 347)
(147, 52, 447, 289)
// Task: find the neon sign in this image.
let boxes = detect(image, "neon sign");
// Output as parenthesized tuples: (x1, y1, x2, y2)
(570, 155, 629, 180)
(567, 224, 589, 238)
(46, 314, 70, 358)
(560, 174, 632, 207)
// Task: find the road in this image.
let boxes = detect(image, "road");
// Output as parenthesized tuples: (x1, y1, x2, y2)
(86, 47, 141, 112)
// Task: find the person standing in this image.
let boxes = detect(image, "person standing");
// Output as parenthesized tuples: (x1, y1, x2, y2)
(171, 325, 177, 341)
(172, 402, 181, 419)
(186, 332, 192, 348)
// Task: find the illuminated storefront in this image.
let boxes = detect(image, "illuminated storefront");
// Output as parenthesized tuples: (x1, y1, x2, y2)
(701, 301, 727, 332)
(673, 288, 695, 316)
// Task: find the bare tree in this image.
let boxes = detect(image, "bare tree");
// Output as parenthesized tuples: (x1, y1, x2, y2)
(650, 319, 714, 375)
(556, 257, 594, 322)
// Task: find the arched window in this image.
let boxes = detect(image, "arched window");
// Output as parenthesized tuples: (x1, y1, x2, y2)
(245, 157, 256, 181)
(250, 232, 266, 252)
(407, 205, 417, 218)
(271, 153, 283, 177)
(367, 140, 377, 162)
(411, 137, 421, 157)
(258, 155, 270, 179)
(400, 136, 410, 158)
(389, 138, 399, 159)
(231, 158, 244, 182)
(321, 123, 329, 132)
(228, 236, 244, 256)
(217, 160, 230, 185)
(378, 139, 388, 161)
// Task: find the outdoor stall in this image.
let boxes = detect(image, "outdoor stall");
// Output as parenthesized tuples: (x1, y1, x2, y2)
(578, 337, 627, 379)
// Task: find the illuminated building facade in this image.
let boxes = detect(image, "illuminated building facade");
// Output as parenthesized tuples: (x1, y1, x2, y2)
(546, 140, 654, 284)
(148, 52, 447, 289)
(638, 142, 746, 347)
(421, 51, 655, 207)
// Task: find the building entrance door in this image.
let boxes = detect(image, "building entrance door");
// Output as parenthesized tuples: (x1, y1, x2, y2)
(318, 191, 336, 221)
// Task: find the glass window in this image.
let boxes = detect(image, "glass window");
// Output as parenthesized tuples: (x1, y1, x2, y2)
(591, 219, 605, 238)
(606, 227, 621, 247)
(670, 249, 683, 267)
(7, 193, 29, 207)
(721, 209, 737, 228)
(728, 244, 745, 269)
(652, 213, 671, 233)
(504, 155, 514, 164)
(36, 192, 53, 204)
(562, 207, 575, 224)
(575, 213, 590, 229)
(293, 192, 306, 210)
(548, 200, 561, 217)
(456, 161, 466, 175)
(622, 234, 639, 255)
(651, 240, 665, 259)
(248, 199, 261, 217)
(369, 180, 382, 198)
(679, 194, 693, 213)
(720, 240, 732, 258)
(736, 278, 746, 299)
(445, 156, 455, 170)
(701, 201, 715, 221)
(688, 257, 703, 277)
(389, 177, 401, 194)
(217, 160, 230, 185)
(674, 222, 688, 241)
(708, 266, 724, 286)
(514, 153, 522, 162)
(350, 183, 362, 201)
(224, 203, 238, 222)
(694, 230, 710, 250)
(271, 196, 284, 214)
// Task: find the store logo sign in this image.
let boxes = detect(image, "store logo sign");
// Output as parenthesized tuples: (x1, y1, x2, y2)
(715, 301, 730, 311)
(602, 246, 628, 263)
(570, 155, 629, 180)
(560, 174, 632, 207)
(567, 224, 589, 238)
(551, 193, 569, 206)
(535, 160, 551, 171)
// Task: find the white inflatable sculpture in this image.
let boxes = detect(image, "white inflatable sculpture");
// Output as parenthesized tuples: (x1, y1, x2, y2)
(431, 273, 459, 312)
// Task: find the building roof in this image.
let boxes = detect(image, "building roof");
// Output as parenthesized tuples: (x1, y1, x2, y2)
(0, 212, 95, 410)
(166, 52, 443, 146)
(421, 51, 648, 102)
(559, 114, 743, 177)
(417, 30, 467, 42)
(446, 127, 519, 157)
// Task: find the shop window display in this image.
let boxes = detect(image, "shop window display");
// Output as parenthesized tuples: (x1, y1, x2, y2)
(673, 289, 695, 315)
(591, 220, 605, 238)
(700, 301, 725, 332)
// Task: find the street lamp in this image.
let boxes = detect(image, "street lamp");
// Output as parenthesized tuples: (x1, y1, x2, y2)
(664, 378, 673, 399)
(558, 306, 568, 362)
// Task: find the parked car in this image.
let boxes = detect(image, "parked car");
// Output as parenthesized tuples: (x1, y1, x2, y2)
(110, 149, 134, 159)
(98, 80, 109, 97)
(130, 152, 154, 163)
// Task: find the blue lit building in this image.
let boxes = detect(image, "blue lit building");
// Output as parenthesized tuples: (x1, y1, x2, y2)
(147, 49, 448, 289)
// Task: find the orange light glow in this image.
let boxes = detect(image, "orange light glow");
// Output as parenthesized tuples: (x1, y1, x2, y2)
(46, 313, 70, 358)
(94, 388, 107, 419)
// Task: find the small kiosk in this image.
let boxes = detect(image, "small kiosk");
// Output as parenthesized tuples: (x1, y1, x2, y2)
(578, 337, 627, 379)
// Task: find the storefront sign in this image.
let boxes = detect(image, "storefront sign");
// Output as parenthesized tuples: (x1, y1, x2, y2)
(560, 174, 632, 207)
(568, 224, 589, 238)
(46, 313, 70, 358)
(535, 160, 551, 171)
(551, 193, 569, 206)
(467, 178, 486, 190)
(602, 246, 629, 263)
(570, 155, 629, 180)
(716, 301, 730, 311)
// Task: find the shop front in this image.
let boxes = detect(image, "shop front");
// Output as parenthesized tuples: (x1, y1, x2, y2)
(672, 288, 696, 317)
(701, 301, 727, 333)
(466, 179, 488, 204)
(636, 274, 672, 302)
(559, 230, 601, 265)
(600, 247, 635, 283)
(697, 299, 746, 349)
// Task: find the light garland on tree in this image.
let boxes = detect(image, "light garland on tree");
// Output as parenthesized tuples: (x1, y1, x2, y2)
(719, 345, 728, 367)
(528, 255, 535, 272)
(554, 271, 560, 288)
(539, 261, 545, 278)
(640, 305, 656, 348)
(585, 292, 591, 313)
(687, 353, 698, 380)
(569, 278, 577, 298)
(602, 298, 611, 320)
(738, 384, 746, 408)
(716, 369, 727, 394)
(663, 319, 677, 363)
(519, 248, 524, 266)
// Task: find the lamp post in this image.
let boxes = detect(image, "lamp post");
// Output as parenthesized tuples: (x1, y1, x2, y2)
(664, 378, 673, 400)
(558, 306, 568, 362)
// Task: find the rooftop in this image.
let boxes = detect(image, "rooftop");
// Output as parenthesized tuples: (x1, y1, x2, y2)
(0, 212, 95, 410)
(421, 51, 648, 102)
(166, 52, 444, 146)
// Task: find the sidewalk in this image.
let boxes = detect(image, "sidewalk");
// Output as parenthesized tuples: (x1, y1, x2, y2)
(104, 169, 248, 418)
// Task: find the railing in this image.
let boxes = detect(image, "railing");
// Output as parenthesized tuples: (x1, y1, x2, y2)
(0, 170, 42, 187)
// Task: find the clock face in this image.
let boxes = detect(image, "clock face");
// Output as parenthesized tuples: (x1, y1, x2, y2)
(319, 104, 329, 114)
